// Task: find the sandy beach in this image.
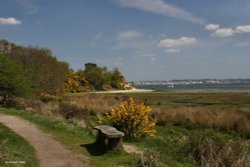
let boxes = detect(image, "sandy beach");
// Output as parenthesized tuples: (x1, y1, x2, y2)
(92, 88, 154, 94)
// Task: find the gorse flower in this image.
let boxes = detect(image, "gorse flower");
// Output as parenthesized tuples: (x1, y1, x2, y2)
(105, 98, 156, 140)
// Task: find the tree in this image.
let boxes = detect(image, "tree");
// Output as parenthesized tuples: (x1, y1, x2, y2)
(111, 67, 124, 89)
(0, 54, 35, 105)
(84, 63, 106, 90)
(83, 63, 127, 90)
(0, 40, 69, 94)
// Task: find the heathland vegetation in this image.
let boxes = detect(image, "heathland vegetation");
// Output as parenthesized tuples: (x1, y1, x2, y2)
(0, 39, 250, 166)
(0, 40, 130, 104)
(1, 92, 249, 166)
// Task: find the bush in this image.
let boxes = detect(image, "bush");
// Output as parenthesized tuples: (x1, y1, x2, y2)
(40, 93, 60, 103)
(1, 40, 69, 94)
(105, 98, 156, 140)
(56, 102, 89, 120)
(0, 53, 36, 105)
(190, 134, 250, 167)
(137, 151, 164, 167)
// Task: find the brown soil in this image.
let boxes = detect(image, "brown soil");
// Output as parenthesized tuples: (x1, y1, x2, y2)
(123, 144, 143, 155)
(0, 114, 91, 167)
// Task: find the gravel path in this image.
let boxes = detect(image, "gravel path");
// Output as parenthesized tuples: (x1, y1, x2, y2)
(0, 114, 90, 167)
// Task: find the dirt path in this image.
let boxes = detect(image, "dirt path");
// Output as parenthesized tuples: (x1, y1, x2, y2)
(0, 114, 90, 167)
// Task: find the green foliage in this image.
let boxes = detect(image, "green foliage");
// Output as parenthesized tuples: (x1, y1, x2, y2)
(111, 67, 124, 89)
(0, 54, 35, 104)
(0, 40, 69, 94)
(84, 63, 128, 90)
(0, 40, 129, 94)
(84, 63, 109, 90)
(64, 63, 128, 92)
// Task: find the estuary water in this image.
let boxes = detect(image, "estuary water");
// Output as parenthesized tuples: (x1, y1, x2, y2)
(135, 83, 250, 93)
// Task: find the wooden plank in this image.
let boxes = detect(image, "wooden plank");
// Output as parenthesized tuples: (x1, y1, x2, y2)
(94, 125, 124, 138)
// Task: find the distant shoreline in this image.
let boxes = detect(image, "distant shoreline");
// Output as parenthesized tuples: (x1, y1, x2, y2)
(93, 88, 154, 94)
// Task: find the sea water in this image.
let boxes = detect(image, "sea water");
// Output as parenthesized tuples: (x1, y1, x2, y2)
(135, 83, 250, 93)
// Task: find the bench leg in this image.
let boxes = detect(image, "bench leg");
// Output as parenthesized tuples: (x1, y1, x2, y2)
(108, 138, 123, 151)
(95, 131, 106, 146)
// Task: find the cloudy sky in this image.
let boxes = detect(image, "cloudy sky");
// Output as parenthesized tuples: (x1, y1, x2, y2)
(1, 0, 250, 81)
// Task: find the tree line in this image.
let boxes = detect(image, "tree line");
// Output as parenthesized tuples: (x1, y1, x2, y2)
(0, 40, 130, 104)
(63, 63, 127, 93)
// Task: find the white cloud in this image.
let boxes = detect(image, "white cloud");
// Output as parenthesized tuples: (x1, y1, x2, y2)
(235, 25, 250, 33)
(212, 28, 234, 37)
(209, 24, 250, 37)
(159, 37, 197, 48)
(114, 0, 205, 25)
(0, 17, 21, 25)
(158, 37, 197, 53)
(117, 30, 141, 41)
(165, 48, 180, 53)
(205, 24, 220, 30)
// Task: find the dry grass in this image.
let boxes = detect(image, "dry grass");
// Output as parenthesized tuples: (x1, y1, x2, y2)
(6, 93, 250, 137)
(151, 107, 250, 136)
(190, 134, 250, 167)
(61, 94, 127, 114)
(54, 102, 90, 120)
(137, 151, 165, 167)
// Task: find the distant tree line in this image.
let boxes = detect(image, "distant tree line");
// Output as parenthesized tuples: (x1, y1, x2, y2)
(63, 63, 128, 93)
(0, 40, 130, 103)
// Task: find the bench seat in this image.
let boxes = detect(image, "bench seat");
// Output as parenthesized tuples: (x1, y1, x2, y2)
(94, 125, 124, 151)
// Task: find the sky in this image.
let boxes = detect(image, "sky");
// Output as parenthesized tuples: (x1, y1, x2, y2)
(1, 0, 250, 81)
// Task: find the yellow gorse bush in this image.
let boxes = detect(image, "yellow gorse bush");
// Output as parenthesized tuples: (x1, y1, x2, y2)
(63, 70, 90, 93)
(105, 98, 156, 140)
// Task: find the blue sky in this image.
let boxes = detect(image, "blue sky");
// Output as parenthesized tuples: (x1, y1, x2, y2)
(1, 0, 250, 81)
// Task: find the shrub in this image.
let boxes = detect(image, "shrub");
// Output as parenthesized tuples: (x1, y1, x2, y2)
(39, 93, 60, 103)
(105, 98, 156, 140)
(0, 53, 36, 105)
(1, 40, 69, 94)
(137, 151, 164, 167)
(63, 69, 90, 93)
(56, 102, 89, 120)
(190, 134, 250, 167)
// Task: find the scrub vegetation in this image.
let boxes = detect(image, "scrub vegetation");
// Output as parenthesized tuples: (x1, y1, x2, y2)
(1, 40, 249, 166)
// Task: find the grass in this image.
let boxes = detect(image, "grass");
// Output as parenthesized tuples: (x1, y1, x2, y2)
(1, 92, 250, 166)
(0, 108, 137, 167)
(134, 124, 250, 167)
(62, 92, 250, 166)
(61, 92, 250, 136)
(0, 123, 37, 167)
(127, 92, 250, 108)
(61, 92, 250, 110)
(150, 106, 250, 137)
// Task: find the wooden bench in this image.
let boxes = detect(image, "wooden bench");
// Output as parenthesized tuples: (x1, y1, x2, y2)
(94, 125, 124, 151)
